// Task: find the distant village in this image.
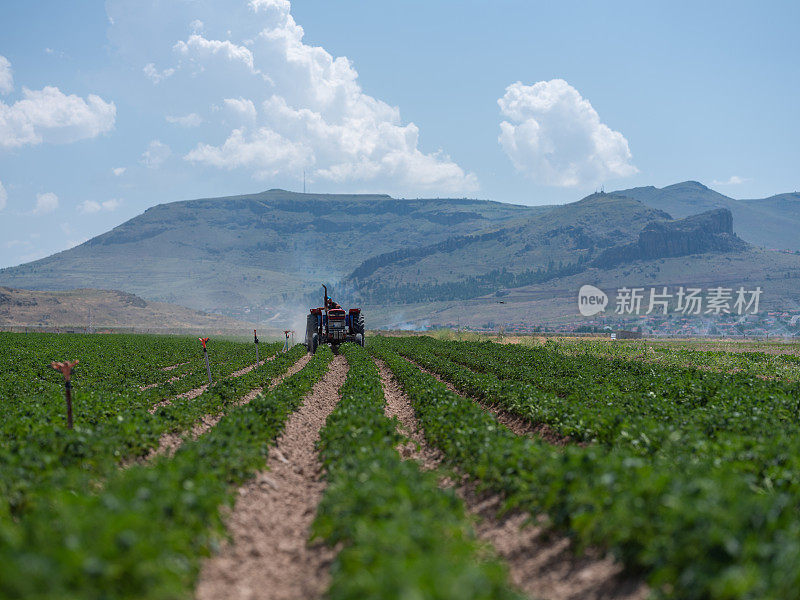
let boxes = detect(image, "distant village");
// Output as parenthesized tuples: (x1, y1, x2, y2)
(433, 311, 800, 338)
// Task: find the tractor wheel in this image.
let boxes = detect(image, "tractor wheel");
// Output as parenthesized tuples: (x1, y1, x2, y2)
(354, 314, 365, 336)
(311, 333, 319, 353)
(355, 333, 364, 347)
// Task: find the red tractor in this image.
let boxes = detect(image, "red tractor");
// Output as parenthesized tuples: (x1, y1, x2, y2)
(304, 285, 365, 352)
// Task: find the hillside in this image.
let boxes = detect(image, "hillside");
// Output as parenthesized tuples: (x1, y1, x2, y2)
(0, 287, 256, 333)
(0, 183, 798, 328)
(615, 181, 800, 250)
(344, 195, 748, 304)
(0, 190, 546, 319)
(366, 248, 800, 330)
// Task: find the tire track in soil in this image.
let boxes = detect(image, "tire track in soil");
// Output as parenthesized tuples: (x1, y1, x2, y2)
(376, 358, 648, 600)
(138, 353, 312, 464)
(195, 354, 347, 600)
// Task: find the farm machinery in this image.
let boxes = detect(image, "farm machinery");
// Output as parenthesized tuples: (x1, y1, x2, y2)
(304, 285, 365, 352)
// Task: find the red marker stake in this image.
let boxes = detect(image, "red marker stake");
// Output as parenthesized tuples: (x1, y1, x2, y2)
(51, 360, 79, 429)
(199, 337, 212, 385)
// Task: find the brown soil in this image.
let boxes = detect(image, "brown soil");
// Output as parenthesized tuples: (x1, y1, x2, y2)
(163, 361, 189, 371)
(195, 353, 346, 600)
(138, 353, 312, 464)
(375, 358, 647, 600)
(139, 372, 189, 392)
(148, 355, 280, 414)
(409, 358, 572, 444)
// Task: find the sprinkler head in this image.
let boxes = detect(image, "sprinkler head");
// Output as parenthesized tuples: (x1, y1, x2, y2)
(51, 360, 79, 382)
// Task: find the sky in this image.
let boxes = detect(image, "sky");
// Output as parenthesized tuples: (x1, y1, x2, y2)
(0, 0, 798, 269)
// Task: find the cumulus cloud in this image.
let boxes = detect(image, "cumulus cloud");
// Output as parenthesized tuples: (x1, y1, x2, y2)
(143, 62, 175, 84)
(176, 1, 476, 194)
(0, 55, 12, 94)
(712, 175, 750, 185)
(0, 180, 7, 210)
(173, 34, 257, 73)
(166, 112, 202, 127)
(0, 84, 116, 149)
(79, 198, 122, 213)
(498, 79, 636, 187)
(223, 97, 257, 121)
(140, 140, 171, 168)
(112, 166, 126, 176)
(33, 192, 58, 215)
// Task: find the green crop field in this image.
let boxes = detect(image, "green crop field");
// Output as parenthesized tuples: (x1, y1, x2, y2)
(1, 331, 799, 599)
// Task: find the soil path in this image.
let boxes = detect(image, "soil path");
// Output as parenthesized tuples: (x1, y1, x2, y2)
(376, 358, 647, 600)
(149, 355, 278, 414)
(407, 358, 571, 444)
(141, 353, 312, 463)
(195, 354, 347, 600)
(163, 361, 190, 371)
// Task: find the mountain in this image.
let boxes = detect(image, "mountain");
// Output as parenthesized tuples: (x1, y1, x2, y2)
(615, 181, 800, 250)
(0, 287, 256, 333)
(1, 184, 798, 329)
(344, 193, 673, 303)
(0, 189, 547, 319)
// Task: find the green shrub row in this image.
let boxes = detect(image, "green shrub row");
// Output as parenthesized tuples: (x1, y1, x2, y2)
(384, 336, 800, 493)
(313, 343, 521, 600)
(370, 339, 800, 600)
(0, 345, 332, 599)
(0, 342, 290, 518)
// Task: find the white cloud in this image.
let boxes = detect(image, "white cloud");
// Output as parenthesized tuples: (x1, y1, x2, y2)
(0, 180, 7, 210)
(186, 127, 309, 178)
(0, 55, 12, 95)
(112, 166, 126, 176)
(33, 192, 59, 215)
(224, 97, 257, 121)
(173, 34, 257, 73)
(249, 0, 290, 12)
(79, 198, 122, 213)
(177, 2, 476, 194)
(190, 19, 205, 34)
(0, 84, 116, 149)
(143, 62, 175, 84)
(712, 175, 750, 186)
(140, 140, 171, 168)
(498, 79, 637, 187)
(166, 112, 202, 127)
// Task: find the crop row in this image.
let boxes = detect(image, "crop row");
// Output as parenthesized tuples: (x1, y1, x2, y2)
(0, 332, 262, 401)
(0, 346, 333, 599)
(0, 339, 287, 517)
(552, 338, 800, 381)
(314, 343, 520, 600)
(384, 337, 800, 488)
(370, 338, 800, 600)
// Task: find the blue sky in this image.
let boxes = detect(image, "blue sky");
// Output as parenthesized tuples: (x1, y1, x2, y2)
(0, 0, 797, 269)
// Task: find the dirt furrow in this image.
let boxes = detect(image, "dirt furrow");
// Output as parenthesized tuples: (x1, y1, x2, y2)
(409, 358, 572, 444)
(139, 372, 189, 392)
(142, 353, 313, 463)
(148, 354, 280, 414)
(376, 358, 647, 600)
(195, 354, 347, 600)
(163, 361, 190, 371)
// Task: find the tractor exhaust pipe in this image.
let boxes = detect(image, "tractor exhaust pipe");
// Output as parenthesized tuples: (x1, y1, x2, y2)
(321, 284, 328, 338)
